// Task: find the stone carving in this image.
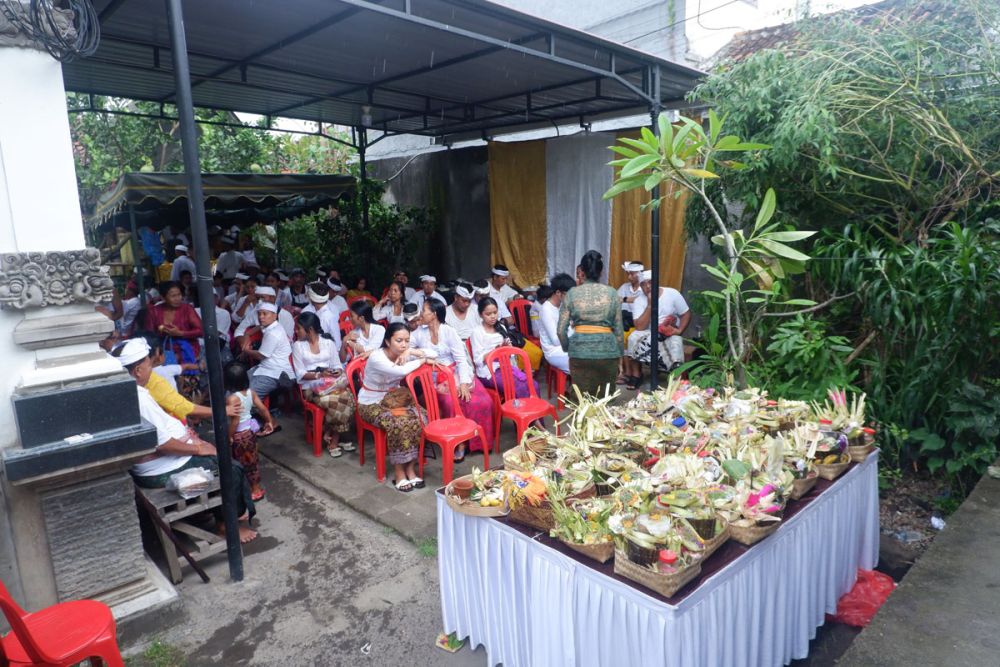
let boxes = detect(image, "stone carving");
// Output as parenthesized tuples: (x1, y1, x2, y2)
(0, 249, 114, 309)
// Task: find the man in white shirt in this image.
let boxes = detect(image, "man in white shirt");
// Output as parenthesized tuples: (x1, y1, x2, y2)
(617, 261, 645, 326)
(487, 264, 520, 305)
(215, 235, 244, 280)
(300, 282, 343, 349)
(393, 269, 417, 302)
(169, 244, 196, 282)
(327, 277, 350, 316)
(243, 303, 294, 399)
(623, 270, 691, 384)
(231, 276, 259, 324)
(445, 283, 481, 341)
(538, 273, 574, 373)
(407, 275, 447, 311)
(267, 271, 292, 311)
(233, 286, 294, 343)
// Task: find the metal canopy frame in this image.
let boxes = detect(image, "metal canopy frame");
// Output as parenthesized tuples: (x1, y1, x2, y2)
(64, 0, 701, 582)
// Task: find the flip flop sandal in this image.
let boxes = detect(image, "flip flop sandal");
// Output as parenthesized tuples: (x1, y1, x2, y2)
(453, 452, 466, 464)
(394, 479, 414, 493)
(258, 425, 283, 438)
(340, 441, 357, 452)
(626, 376, 642, 390)
(410, 477, 426, 489)
(251, 489, 266, 502)
(327, 446, 343, 458)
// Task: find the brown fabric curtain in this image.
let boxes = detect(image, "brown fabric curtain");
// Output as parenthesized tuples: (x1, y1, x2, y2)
(608, 130, 687, 290)
(488, 140, 548, 288)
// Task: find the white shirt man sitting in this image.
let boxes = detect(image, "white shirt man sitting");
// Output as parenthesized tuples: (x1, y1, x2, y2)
(242, 303, 294, 399)
(623, 270, 691, 385)
(169, 244, 196, 282)
(233, 286, 294, 343)
(487, 264, 520, 305)
(538, 274, 575, 373)
(326, 277, 350, 316)
(617, 260, 645, 326)
(445, 282, 481, 341)
(300, 282, 343, 349)
(407, 275, 447, 311)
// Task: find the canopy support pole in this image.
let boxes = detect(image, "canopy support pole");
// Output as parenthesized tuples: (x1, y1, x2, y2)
(358, 127, 369, 232)
(648, 67, 662, 392)
(128, 203, 146, 308)
(165, 0, 243, 582)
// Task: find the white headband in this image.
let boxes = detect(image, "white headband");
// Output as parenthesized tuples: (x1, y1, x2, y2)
(640, 270, 653, 282)
(454, 285, 474, 299)
(475, 284, 491, 296)
(403, 307, 421, 321)
(623, 262, 645, 272)
(419, 275, 437, 283)
(255, 286, 276, 297)
(491, 267, 509, 277)
(175, 244, 188, 253)
(235, 272, 250, 280)
(276, 271, 288, 281)
(117, 338, 150, 366)
(258, 302, 278, 314)
(316, 269, 328, 277)
(306, 285, 329, 303)
(327, 278, 346, 293)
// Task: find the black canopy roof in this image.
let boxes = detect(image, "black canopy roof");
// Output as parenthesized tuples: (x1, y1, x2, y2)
(64, 0, 704, 143)
(87, 172, 355, 232)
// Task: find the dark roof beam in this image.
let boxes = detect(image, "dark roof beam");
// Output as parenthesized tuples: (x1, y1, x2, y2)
(334, 0, 655, 103)
(98, 0, 130, 22)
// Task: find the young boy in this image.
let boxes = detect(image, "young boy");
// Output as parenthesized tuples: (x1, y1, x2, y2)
(148, 335, 201, 391)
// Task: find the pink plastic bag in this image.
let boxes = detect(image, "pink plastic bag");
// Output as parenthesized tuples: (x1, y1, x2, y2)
(826, 569, 896, 627)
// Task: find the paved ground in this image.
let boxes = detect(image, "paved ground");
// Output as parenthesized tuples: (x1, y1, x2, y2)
(125, 464, 489, 666)
(838, 463, 1000, 667)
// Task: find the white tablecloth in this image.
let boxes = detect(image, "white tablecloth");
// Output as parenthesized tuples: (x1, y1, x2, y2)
(437, 453, 879, 667)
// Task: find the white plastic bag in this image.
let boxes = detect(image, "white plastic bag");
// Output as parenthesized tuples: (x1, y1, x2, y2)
(166, 467, 215, 499)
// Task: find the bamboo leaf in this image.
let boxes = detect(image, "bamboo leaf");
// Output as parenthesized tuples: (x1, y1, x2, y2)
(680, 168, 719, 180)
(708, 109, 721, 143)
(765, 230, 816, 242)
(754, 188, 777, 232)
(620, 154, 659, 178)
(757, 239, 812, 261)
(644, 172, 663, 191)
(618, 137, 659, 155)
(608, 145, 640, 159)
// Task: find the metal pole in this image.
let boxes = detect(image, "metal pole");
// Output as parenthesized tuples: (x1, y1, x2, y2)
(165, 0, 243, 581)
(358, 127, 369, 232)
(648, 67, 662, 391)
(128, 204, 146, 308)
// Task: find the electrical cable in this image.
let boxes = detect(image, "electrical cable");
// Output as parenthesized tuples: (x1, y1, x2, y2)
(623, 0, 743, 45)
(0, 0, 100, 62)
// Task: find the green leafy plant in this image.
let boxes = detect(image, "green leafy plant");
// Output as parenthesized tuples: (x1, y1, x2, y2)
(604, 113, 816, 383)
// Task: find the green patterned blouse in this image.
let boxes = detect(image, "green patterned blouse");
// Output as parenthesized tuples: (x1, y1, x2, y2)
(557, 281, 625, 360)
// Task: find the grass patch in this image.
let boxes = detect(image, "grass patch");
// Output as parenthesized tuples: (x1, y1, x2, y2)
(126, 640, 185, 667)
(416, 537, 438, 558)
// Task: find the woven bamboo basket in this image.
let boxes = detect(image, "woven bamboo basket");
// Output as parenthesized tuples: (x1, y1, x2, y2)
(613, 549, 702, 598)
(444, 477, 508, 518)
(502, 446, 534, 473)
(815, 458, 851, 481)
(790, 472, 819, 500)
(848, 443, 875, 463)
(699, 522, 730, 560)
(729, 519, 780, 546)
(507, 483, 596, 532)
(560, 539, 614, 564)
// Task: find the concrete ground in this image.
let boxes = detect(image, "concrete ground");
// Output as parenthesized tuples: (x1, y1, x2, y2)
(124, 463, 488, 666)
(838, 463, 1000, 667)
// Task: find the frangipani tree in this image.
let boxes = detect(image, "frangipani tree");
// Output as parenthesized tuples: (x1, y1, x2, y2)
(603, 111, 818, 382)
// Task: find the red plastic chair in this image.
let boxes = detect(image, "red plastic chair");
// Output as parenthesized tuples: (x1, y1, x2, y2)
(485, 346, 559, 445)
(297, 384, 325, 457)
(508, 298, 540, 346)
(405, 365, 487, 485)
(339, 311, 353, 339)
(466, 338, 502, 450)
(346, 357, 388, 482)
(545, 362, 571, 411)
(0, 579, 124, 667)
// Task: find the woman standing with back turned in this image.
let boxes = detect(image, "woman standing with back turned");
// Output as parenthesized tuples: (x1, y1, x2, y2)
(556, 250, 624, 398)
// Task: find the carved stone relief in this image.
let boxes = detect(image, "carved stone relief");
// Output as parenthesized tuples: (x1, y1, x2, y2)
(0, 249, 114, 309)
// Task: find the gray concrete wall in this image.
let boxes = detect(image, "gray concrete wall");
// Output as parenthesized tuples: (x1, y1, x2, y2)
(368, 146, 492, 282)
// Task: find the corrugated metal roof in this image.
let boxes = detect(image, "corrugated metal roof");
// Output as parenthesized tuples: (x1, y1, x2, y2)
(64, 0, 704, 140)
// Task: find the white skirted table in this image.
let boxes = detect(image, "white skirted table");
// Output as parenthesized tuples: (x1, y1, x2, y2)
(437, 453, 880, 667)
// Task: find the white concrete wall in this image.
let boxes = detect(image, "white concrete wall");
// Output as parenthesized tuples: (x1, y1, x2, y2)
(0, 46, 88, 448)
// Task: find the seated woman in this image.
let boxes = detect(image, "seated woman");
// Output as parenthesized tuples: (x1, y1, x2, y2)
(411, 300, 495, 461)
(340, 300, 387, 362)
(114, 337, 257, 543)
(144, 280, 204, 398)
(291, 312, 357, 458)
(372, 280, 408, 325)
(470, 297, 539, 399)
(623, 270, 691, 387)
(357, 322, 434, 492)
(346, 276, 372, 300)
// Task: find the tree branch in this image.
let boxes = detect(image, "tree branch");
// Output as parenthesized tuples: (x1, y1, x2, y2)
(761, 291, 857, 317)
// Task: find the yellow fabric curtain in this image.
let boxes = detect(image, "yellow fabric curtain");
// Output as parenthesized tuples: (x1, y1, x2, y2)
(608, 130, 687, 290)
(488, 140, 548, 288)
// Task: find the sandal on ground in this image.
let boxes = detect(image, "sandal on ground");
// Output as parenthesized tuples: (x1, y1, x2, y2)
(615, 374, 628, 385)
(258, 424, 282, 438)
(625, 376, 642, 390)
(394, 479, 414, 493)
(453, 451, 466, 464)
(340, 441, 357, 452)
(327, 446, 343, 458)
(251, 489, 266, 502)
(410, 477, 426, 489)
